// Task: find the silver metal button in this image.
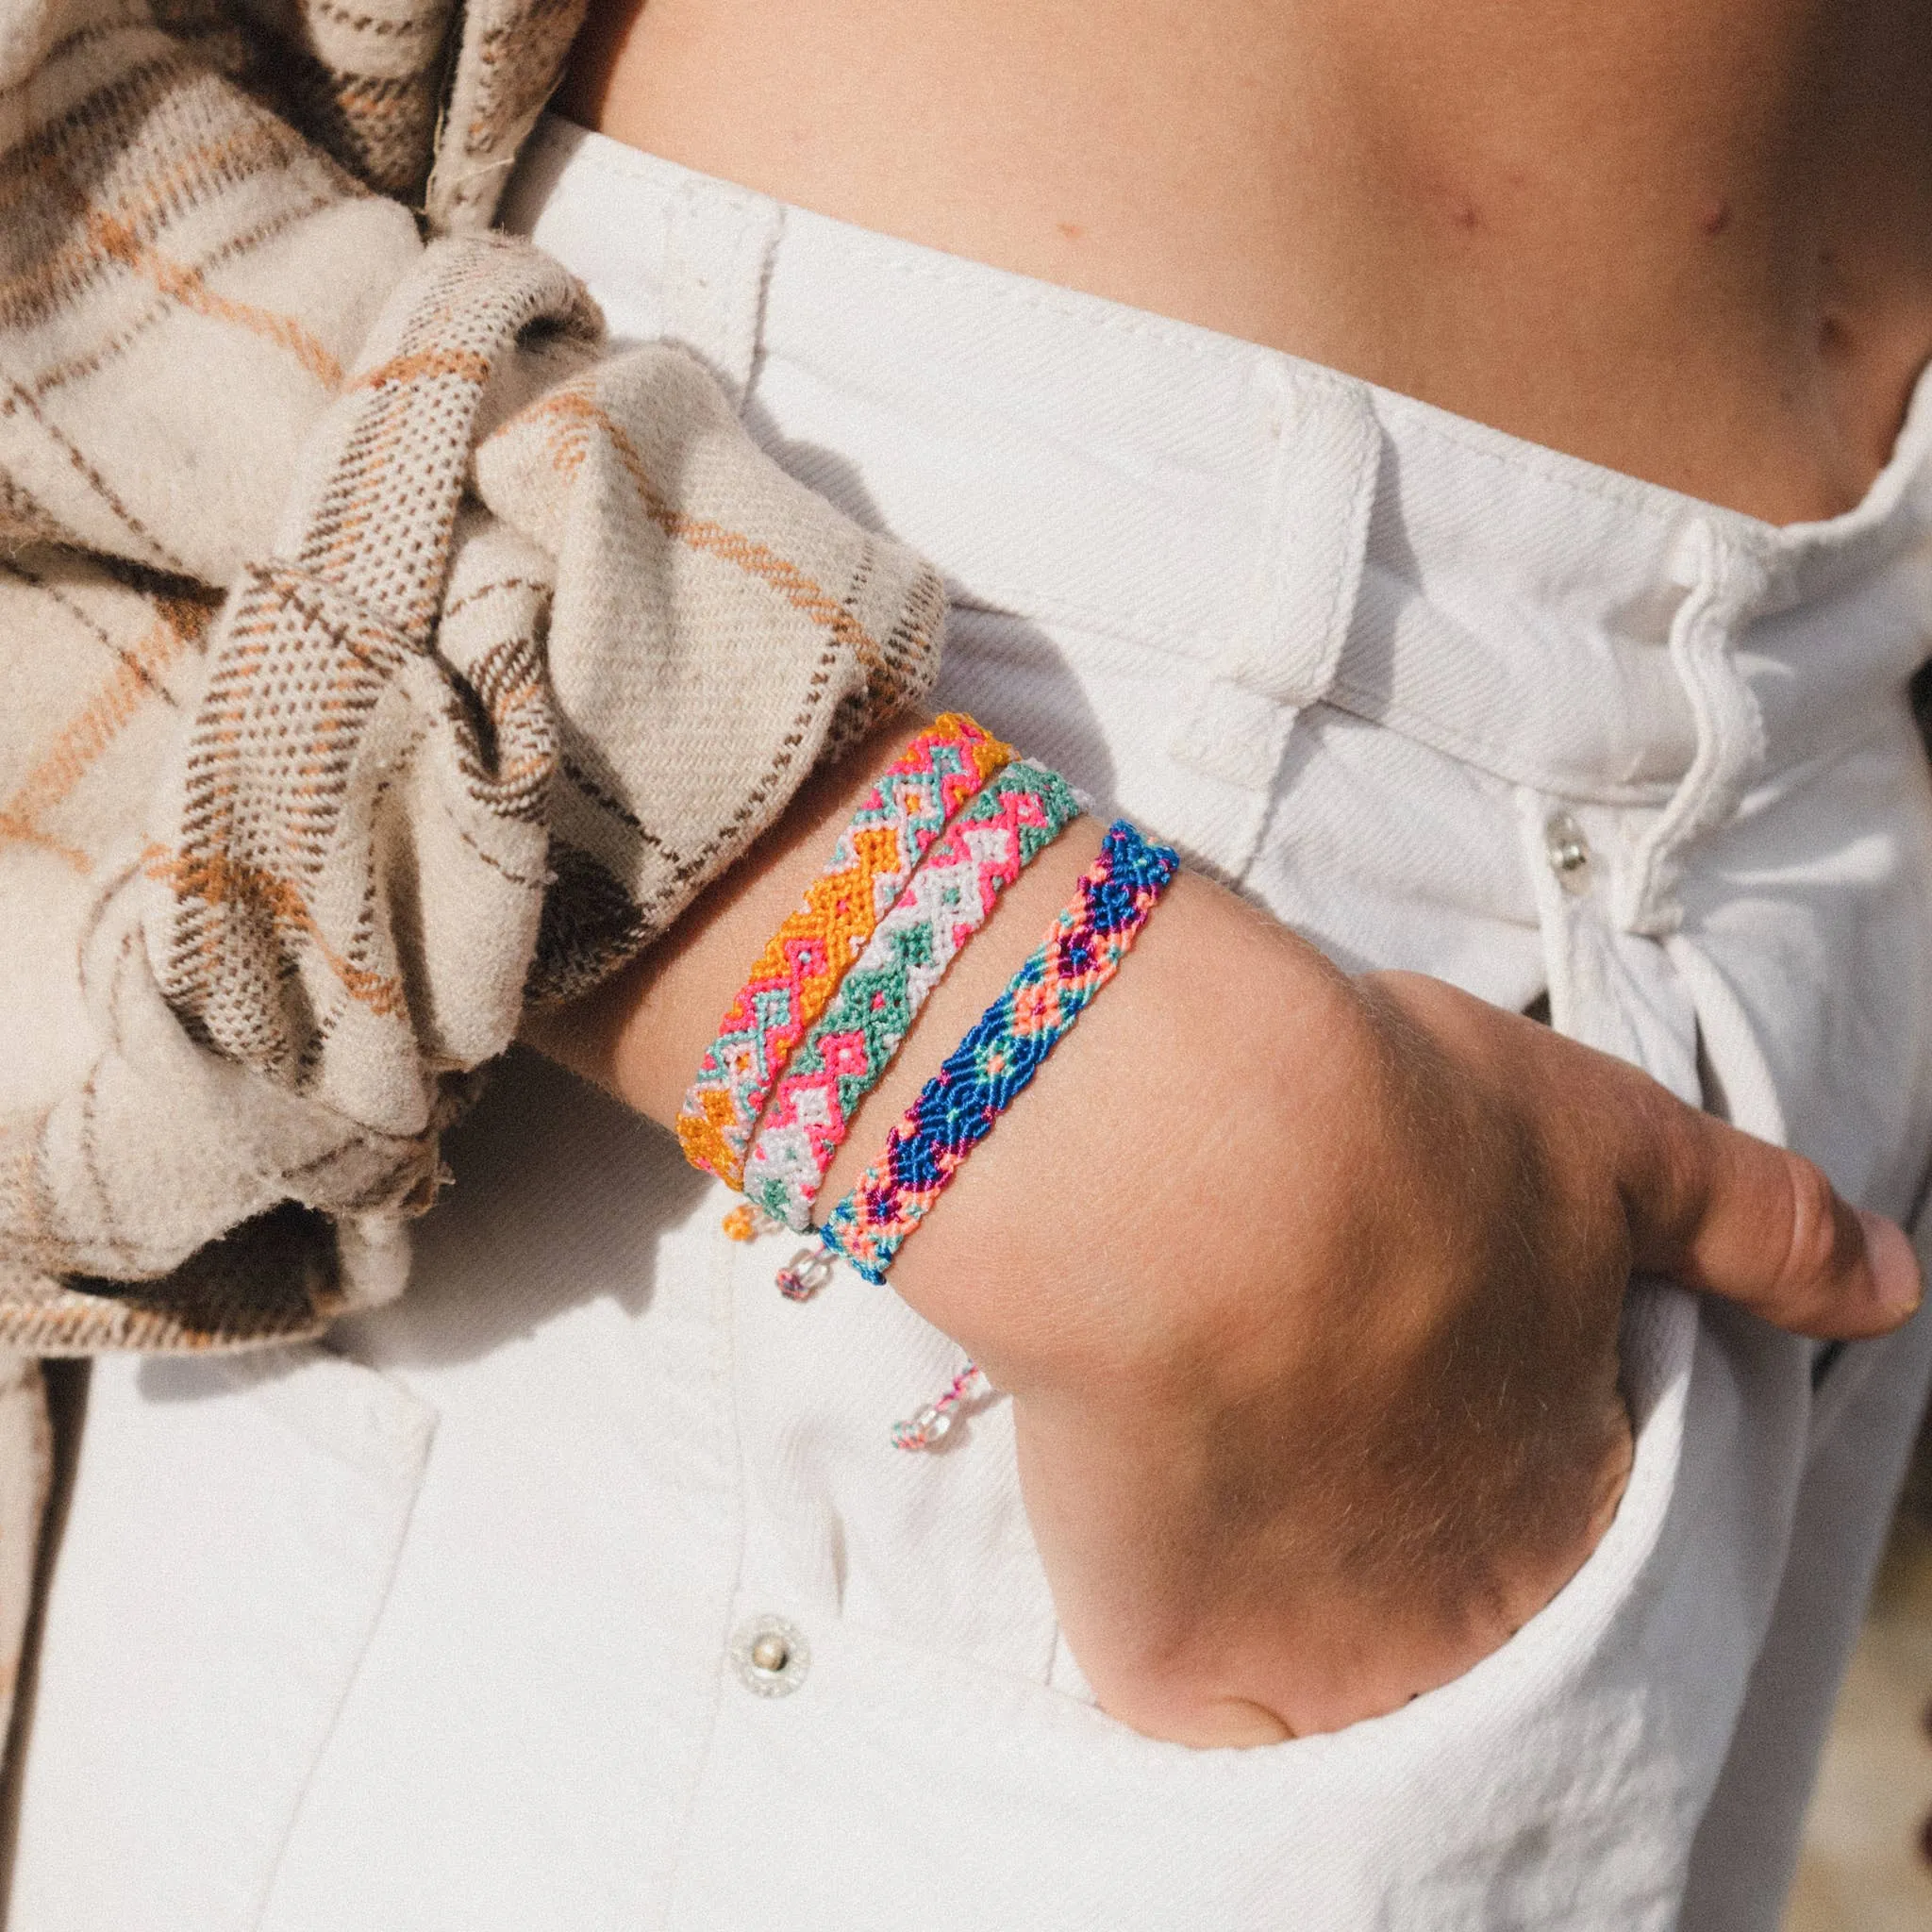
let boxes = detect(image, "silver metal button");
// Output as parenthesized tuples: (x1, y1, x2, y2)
(732, 1616, 810, 1697)
(1543, 811, 1593, 895)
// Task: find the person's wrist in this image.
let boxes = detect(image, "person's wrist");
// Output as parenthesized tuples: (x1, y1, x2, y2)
(873, 868, 1363, 1397)
(523, 710, 942, 1123)
(808, 812, 1109, 1212)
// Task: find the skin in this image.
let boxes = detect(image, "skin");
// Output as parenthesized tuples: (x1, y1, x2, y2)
(563, 0, 1932, 524)
(532, 0, 1932, 1742)
(531, 721, 1922, 1745)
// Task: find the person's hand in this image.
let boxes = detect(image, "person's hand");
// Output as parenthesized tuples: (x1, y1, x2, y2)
(535, 720, 1919, 1751)
(882, 882, 1923, 1746)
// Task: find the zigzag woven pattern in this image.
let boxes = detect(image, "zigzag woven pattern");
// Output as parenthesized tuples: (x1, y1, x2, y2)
(741, 759, 1082, 1231)
(676, 714, 1012, 1185)
(819, 819, 1179, 1284)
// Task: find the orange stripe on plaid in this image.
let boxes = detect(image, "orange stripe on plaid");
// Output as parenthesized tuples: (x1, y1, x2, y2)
(84, 208, 343, 390)
(353, 347, 493, 390)
(0, 815, 91, 870)
(0, 106, 326, 277)
(26, 192, 343, 400)
(0, 120, 329, 329)
(517, 388, 891, 681)
(0, 598, 208, 871)
(140, 843, 408, 1019)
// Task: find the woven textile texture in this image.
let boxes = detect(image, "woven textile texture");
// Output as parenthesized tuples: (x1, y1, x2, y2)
(676, 715, 1010, 1187)
(741, 758, 1082, 1232)
(0, 0, 945, 1776)
(821, 820, 1179, 1285)
(0, 0, 943, 1350)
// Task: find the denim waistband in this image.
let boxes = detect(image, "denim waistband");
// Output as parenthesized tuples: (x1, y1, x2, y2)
(505, 115, 1932, 808)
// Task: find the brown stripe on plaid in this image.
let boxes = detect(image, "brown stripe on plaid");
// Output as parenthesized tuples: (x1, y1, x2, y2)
(520, 384, 899, 681)
(0, 0, 948, 1777)
(223, 0, 458, 200)
(0, 469, 71, 544)
(262, 56, 440, 199)
(0, 89, 350, 320)
(142, 842, 411, 1015)
(0, 595, 207, 867)
(0, 56, 328, 302)
(82, 206, 344, 385)
(0, 557, 195, 707)
(1, 376, 192, 570)
(24, 187, 344, 397)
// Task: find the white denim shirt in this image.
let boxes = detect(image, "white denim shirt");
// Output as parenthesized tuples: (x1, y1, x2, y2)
(18, 121, 1932, 1932)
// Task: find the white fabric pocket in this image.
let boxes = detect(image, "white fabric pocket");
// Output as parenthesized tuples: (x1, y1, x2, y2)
(9, 1346, 435, 1932)
(709, 1236, 1811, 1931)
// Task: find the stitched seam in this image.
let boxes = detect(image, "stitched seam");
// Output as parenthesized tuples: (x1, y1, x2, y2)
(1322, 677, 1683, 808)
(945, 584, 1219, 664)
(558, 138, 1821, 545)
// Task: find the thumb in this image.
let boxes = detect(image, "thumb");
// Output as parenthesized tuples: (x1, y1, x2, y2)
(1619, 1096, 1921, 1340)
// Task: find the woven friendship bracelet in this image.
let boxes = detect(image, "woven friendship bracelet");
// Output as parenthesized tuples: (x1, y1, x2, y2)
(676, 714, 1012, 1187)
(738, 759, 1082, 1234)
(808, 819, 1179, 1290)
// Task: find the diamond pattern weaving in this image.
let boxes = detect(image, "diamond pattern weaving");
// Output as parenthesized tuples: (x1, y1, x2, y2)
(819, 819, 1179, 1284)
(676, 715, 1012, 1185)
(740, 759, 1082, 1231)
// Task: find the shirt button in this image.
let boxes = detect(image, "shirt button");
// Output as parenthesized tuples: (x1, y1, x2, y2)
(732, 1615, 810, 1697)
(1543, 811, 1594, 896)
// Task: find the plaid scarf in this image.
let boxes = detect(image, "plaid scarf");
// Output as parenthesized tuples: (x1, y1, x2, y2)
(0, 0, 942, 1356)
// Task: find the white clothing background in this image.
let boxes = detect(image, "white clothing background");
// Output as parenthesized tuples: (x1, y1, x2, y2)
(16, 118, 1932, 1930)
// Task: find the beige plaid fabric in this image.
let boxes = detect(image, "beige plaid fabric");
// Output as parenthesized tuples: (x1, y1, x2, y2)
(0, 0, 943, 1750)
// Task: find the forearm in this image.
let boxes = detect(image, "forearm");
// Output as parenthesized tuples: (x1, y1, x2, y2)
(519, 698, 1886, 1385)
(524, 711, 1630, 1742)
(523, 711, 1351, 1389)
(525, 710, 1915, 1745)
